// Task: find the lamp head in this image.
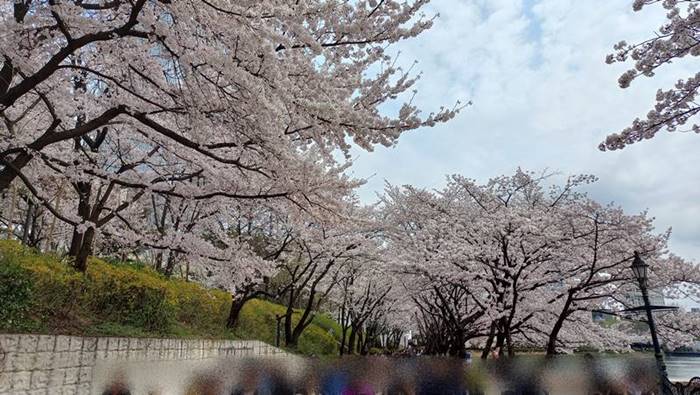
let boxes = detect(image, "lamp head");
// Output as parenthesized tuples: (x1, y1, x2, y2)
(631, 251, 648, 282)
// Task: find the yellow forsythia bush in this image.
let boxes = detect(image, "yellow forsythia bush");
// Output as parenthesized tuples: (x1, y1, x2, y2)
(0, 240, 232, 336)
(0, 240, 341, 355)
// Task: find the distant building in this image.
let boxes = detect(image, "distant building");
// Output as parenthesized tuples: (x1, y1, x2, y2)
(691, 307, 700, 314)
(623, 289, 666, 308)
(592, 309, 618, 321)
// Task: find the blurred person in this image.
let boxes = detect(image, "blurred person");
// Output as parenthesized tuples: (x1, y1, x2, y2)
(623, 358, 657, 395)
(320, 365, 351, 394)
(256, 364, 294, 395)
(102, 371, 131, 395)
(464, 351, 473, 367)
(101, 383, 131, 395)
(416, 359, 465, 395)
(184, 373, 223, 395)
(582, 353, 612, 395)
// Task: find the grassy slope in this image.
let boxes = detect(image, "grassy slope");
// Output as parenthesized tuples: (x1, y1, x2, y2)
(0, 240, 341, 356)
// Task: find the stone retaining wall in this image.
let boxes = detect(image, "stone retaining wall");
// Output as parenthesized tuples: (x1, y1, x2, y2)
(0, 334, 287, 395)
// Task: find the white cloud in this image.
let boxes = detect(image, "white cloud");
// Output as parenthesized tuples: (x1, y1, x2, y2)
(349, 0, 700, 265)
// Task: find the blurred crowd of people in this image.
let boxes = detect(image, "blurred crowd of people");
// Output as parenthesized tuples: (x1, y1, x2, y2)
(101, 353, 665, 395)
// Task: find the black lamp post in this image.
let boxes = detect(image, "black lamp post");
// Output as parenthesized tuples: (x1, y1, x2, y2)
(631, 251, 669, 390)
(275, 314, 283, 347)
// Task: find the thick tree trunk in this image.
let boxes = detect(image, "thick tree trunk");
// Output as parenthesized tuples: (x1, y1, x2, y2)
(546, 293, 574, 356)
(0, 57, 13, 96)
(68, 229, 83, 257)
(358, 330, 366, 355)
(453, 330, 466, 358)
(74, 227, 95, 272)
(348, 327, 358, 354)
(495, 330, 506, 357)
(339, 305, 348, 355)
(164, 252, 177, 277)
(290, 310, 313, 346)
(481, 322, 496, 359)
(69, 182, 91, 259)
(154, 252, 164, 272)
(289, 319, 312, 347)
(506, 330, 514, 357)
(226, 294, 249, 329)
(340, 325, 348, 355)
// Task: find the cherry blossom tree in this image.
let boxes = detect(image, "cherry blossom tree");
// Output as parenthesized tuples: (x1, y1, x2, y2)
(541, 200, 671, 355)
(382, 169, 700, 356)
(271, 204, 385, 348)
(335, 252, 398, 355)
(0, 0, 461, 283)
(601, 0, 700, 150)
(411, 281, 485, 357)
(0, 0, 459, 193)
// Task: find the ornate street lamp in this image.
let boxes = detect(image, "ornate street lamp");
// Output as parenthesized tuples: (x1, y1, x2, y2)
(629, 252, 700, 395)
(630, 251, 668, 382)
(631, 251, 648, 287)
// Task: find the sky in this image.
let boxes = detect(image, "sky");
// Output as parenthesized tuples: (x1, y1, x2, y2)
(346, 0, 700, 307)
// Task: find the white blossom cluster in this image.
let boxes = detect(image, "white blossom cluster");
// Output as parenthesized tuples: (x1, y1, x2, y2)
(602, 0, 700, 150)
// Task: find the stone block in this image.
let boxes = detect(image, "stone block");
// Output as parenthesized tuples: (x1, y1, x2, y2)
(9, 352, 35, 371)
(79, 350, 95, 365)
(36, 335, 55, 352)
(17, 336, 38, 353)
(30, 370, 48, 389)
(0, 335, 19, 354)
(142, 338, 155, 350)
(28, 389, 47, 395)
(107, 338, 119, 351)
(35, 351, 54, 370)
(128, 338, 141, 350)
(61, 385, 77, 395)
(77, 367, 92, 384)
(118, 338, 128, 351)
(52, 352, 76, 369)
(63, 368, 79, 385)
(10, 371, 31, 390)
(0, 372, 11, 392)
(47, 368, 64, 387)
(76, 383, 91, 395)
(95, 348, 109, 361)
(68, 337, 82, 352)
(82, 337, 97, 353)
(96, 337, 109, 351)
(55, 336, 71, 352)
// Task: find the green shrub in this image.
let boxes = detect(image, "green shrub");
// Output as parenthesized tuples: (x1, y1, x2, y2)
(168, 279, 231, 334)
(233, 299, 341, 355)
(85, 259, 175, 333)
(0, 240, 343, 355)
(0, 260, 33, 329)
(298, 324, 338, 355)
